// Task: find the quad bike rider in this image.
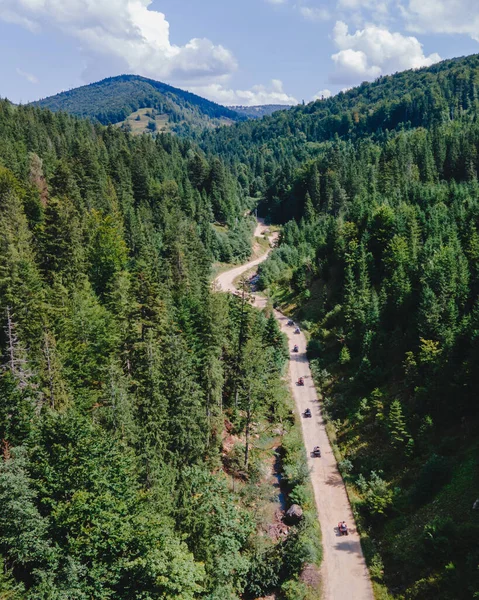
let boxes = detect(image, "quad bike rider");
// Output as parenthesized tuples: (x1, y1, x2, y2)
(293, 345, 299, 353)
(312, 446, 321, 457)
(338, 521, 349, 535)
(297, 377, 305, 386)
(304, 408, 312, 418)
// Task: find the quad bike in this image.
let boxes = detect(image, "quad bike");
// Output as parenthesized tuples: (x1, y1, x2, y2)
(304, 408, 312, 418)
(297, 377, 305, 386)
(312, 446, 321, 457)
(293, 345, 299, 353)
(338, 521, 349, 535)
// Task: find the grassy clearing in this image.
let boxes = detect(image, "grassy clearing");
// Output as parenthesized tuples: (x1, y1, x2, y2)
(116, 107, 170, 135)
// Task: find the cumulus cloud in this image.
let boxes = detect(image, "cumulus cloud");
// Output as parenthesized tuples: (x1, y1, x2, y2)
(313, 89, 333, 100)
(16, 68, 39, 84)
(299, 6, 330, 22)
(190, 79, 298, 106)
(330, 20, 441, 84)
(401, 0, 479, 42)
(0, 0, 237, 84)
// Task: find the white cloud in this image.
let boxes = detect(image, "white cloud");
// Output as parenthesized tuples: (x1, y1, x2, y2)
(401, 0, 479, 42)
(0, 0, 237, 84)
(330, 20, 441, 84)
(337, 0, 389, 11)
(190, 79, 298, 106)
(299, 6, 330, 21)
(313, 89, 333, 100)
(16, 68, 39, 84)
(265, 0, 287, 4)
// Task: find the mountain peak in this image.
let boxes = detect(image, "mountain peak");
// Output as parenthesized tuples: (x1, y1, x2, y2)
(31, 74, 246, 133)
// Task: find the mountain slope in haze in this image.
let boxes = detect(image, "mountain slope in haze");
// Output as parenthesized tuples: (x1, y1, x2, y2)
(31, 74, 246, 133)
(230, 104, 293, 119)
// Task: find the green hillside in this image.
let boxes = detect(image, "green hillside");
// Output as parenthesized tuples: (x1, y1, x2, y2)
(31, 74, 245, 133)
(203, 54, 479, 599)
(201, 53, 479, 185)
(4, 48, 479, 600)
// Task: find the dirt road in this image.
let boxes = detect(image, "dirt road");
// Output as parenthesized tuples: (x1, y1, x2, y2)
(215, 221, 374, 600)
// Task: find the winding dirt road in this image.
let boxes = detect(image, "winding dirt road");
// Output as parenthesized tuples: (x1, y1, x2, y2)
(215, 220, 373, 600)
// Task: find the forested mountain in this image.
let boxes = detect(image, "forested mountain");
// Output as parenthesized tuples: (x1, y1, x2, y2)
(200, 54, 479, 599)
(31, 75, 245, 134)
(0, 100, 323, 599)
(230, 105, 293, 119)
(201, 53, 479, 192)
(5, 47, 479, 600)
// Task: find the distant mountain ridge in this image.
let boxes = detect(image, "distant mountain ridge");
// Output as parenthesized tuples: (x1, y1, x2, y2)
(31, 74, 247, 133)
(231, 104, 293, 119)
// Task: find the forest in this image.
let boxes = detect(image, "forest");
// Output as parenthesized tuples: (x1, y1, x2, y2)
(221, 60, 479, 599)
(2, 51, 479, 599)
(0, 100, 323, 599)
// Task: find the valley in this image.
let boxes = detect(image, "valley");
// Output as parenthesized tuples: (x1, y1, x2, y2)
(0, 51, 479, 600)
(216, 221, 373, 600)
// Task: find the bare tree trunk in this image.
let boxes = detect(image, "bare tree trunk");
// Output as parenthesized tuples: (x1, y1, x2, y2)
(6, 307, 16, 375)
(44, 331, 55, 409)
(234, 278, 247, 409)
(244, 384, 252, 469)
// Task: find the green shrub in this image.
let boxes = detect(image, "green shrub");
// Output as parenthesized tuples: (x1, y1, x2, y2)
(245, 546, 282, 598)
(281, 579, 308, 600)
(289, 484, 309, 507)
(356, 471, 394, 515)
(338, 458, 353, 476)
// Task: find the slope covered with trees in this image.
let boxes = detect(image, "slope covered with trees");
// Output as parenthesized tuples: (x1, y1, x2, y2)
(32, 75, 245, 133)
(0, 100, 321, 599)
(228, 58, 479, 599)
(201, 53, 479, 205)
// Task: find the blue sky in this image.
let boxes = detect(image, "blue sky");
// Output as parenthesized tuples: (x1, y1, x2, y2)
(1, 0, 479, 106)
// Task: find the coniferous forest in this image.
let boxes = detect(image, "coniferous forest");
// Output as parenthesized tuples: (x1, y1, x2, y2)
(0, 100, 323, 599)
(206, 55, 479, 599)
(1, 53, 479, 600)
